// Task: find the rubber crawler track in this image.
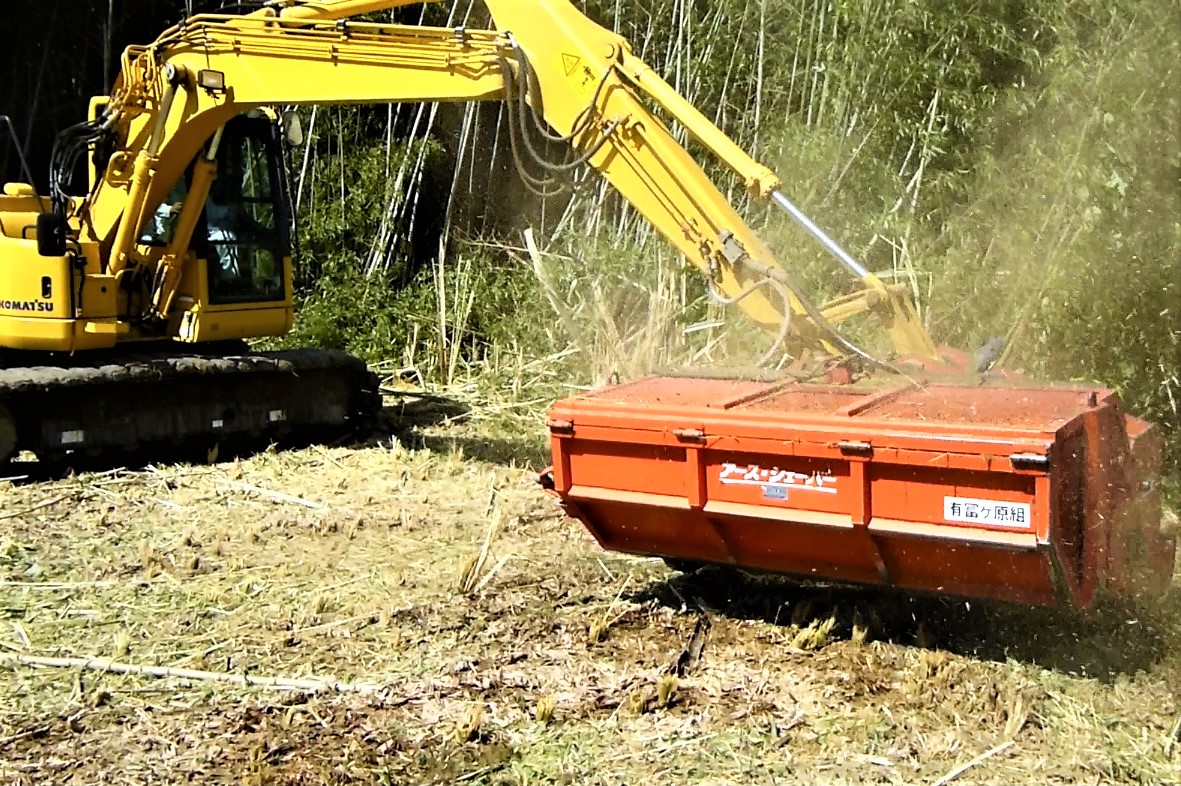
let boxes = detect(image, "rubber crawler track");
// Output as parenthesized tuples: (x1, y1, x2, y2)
(0, 346, 381, 462)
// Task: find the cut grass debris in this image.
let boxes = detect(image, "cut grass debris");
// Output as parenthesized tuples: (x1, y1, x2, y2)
(0, 388, 1177, 785)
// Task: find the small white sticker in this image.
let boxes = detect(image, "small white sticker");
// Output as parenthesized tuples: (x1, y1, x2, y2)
(268, 410, 286, 423)
(211, 419, 224, 429)
(944, 496, 1031, 528)
(61, 430, 85, 445)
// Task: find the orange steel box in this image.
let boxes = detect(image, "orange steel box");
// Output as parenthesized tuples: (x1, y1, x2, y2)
(543, 376, 1175, 608)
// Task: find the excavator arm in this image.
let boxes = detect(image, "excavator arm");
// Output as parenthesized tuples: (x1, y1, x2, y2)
(69, 0, 935, 360)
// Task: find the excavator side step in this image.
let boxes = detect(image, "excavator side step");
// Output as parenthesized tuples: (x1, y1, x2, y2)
(542, 376, 1175, 610)
(0, 348, 380, 463)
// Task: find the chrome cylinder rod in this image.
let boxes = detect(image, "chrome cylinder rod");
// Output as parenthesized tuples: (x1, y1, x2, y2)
(770, 189, 870, 280)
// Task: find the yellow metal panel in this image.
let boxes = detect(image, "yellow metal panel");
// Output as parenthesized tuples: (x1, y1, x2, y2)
(0, 316, 116, 351)
(177, 305, 294, 343)
(0, 201, 47, 237)
(77, 274, 120, 320)
(0, 242, 71, 320)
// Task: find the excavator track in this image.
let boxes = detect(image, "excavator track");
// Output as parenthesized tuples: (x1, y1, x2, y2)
(0, 345, 380, 464)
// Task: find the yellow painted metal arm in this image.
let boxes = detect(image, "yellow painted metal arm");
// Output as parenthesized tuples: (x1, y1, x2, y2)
(86, 16, 506, 255)
(251, 0, 437, 21)
(613, 55, 783, 201)
(147, 131, 222, 321)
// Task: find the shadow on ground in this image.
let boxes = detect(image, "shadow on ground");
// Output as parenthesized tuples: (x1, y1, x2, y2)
(412, 432, 550, 470)
(0, 391, 490, 483)
(634, 565, 1177, 679)
(383, 389, 550, 468)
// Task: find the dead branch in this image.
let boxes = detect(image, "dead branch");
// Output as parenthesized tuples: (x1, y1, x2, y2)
(0, 653, 380, 694)
(1165, 706, 1181, 758)
(672, 614, 711, 677)
(932, 740, 1015, 786)
(0, 495, 68, 521)
(457, 510, 502, 594)
(218, 480, 322, 509)
(0, 726, 50, 749)
(0, 580, 121, 590)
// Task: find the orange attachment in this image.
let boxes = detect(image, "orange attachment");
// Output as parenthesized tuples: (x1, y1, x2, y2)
(543, 376, 1175, 609)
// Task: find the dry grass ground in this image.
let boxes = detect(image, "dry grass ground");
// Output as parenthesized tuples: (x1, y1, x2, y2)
(0, 391, 1178, 785)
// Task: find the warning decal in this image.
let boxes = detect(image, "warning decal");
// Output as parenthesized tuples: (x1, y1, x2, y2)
(562, 53, 581, 76)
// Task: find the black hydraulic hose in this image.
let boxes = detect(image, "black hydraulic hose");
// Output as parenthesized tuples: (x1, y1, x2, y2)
(706, 275, 793, 366)
(499, 57, 571, 198)
(49, 119, 106, 212)
(735, 255, 907, 376)
(508, 37, 610, 146)
(508, 46, 619, 174)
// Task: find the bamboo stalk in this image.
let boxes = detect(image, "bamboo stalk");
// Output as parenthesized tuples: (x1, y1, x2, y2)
(804, 0, 821, 129)
(295, 106, 317, 214)
(753, 0, 766, 153)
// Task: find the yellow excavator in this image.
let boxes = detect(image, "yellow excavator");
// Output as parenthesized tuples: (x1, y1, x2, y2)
(0, 0, 943, 463)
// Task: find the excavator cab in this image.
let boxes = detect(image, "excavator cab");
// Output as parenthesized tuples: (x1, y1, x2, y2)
(196, 115, 289, 307)
(139, 116, 288, 307)
(2, 113, 294, 352)
(144, 114, 296, 346)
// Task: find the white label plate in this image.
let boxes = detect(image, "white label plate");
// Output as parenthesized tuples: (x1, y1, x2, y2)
(943, 496, 1031, 528)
